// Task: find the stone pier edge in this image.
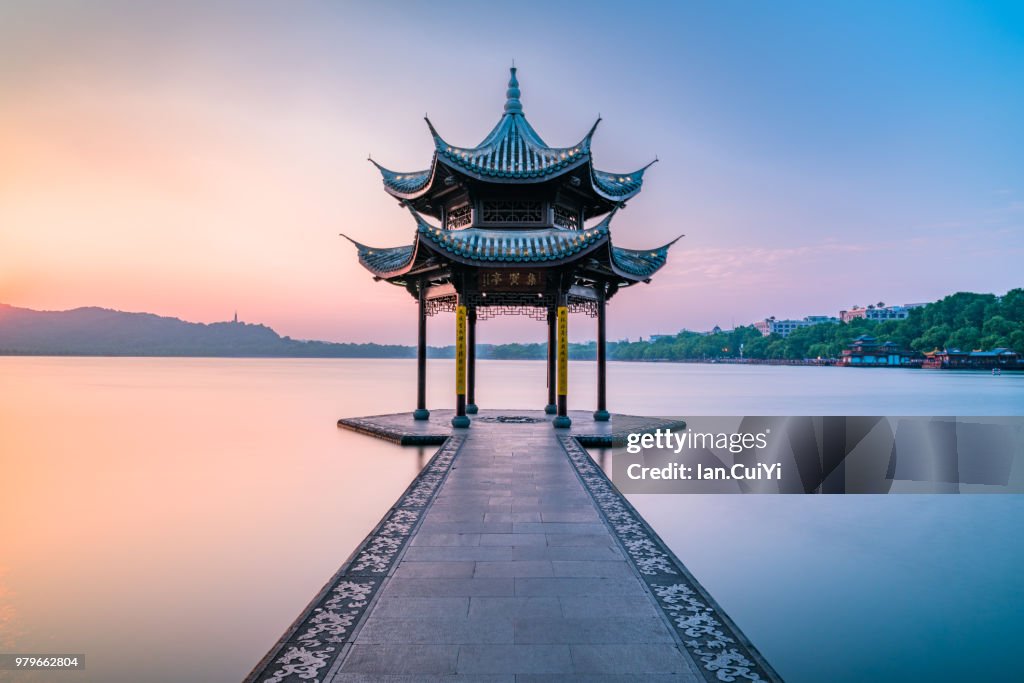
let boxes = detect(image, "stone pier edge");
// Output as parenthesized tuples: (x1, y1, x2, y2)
(336, 412, 688, 447)
(243, 436, 465, 683)
(336, 416, 448, 445)
(558, 435, 784, 683)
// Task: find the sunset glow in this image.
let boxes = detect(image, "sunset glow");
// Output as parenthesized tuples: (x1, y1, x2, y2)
(2, 1, 1022, 344)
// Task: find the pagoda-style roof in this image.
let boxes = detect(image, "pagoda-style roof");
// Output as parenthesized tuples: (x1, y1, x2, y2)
(344, 207, 680, 288)
(370, 68, 655, 218)
(428, 113, 592, 182)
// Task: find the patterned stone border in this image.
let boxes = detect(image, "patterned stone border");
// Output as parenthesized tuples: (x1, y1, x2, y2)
(337, 416, 447, 445)
(244, 436, 465, 683)
(559, 435, 784, 683)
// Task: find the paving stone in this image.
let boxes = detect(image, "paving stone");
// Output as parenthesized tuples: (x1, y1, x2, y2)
(513, 522, 609, 535)
(370, 596, 470, 619)
(339, 644, 459, 674)
(558, 596, 661, 619)
(514, 617, 675, 644)
(473, 561, 554, 578)
(385, 578, 515, 597)
(332, 676, 514, 683)
(456, 644, 573, 674)
(468, 597, 562, 620)
(544, 533, 617, 547)
(521, 546, 622, 561)
(539, 510, 601, 522)
(418, 521, 514, 534)
(410, 533, 481, 547)
(514, 577, 646, 597)
(515, 675, 700, 683)
(402, 545, 622, 563)
(426, 511, 486, 522)
(356, 617, 513, 644)
(569, 645, 692, 674)
(394, 561, 476, 579)
(482, 511, 542, 523)
(402, 546, 518, 562)
(550, 560, 636, 578)
(479, 533, 548, 547)
(509, 504, 595, 513)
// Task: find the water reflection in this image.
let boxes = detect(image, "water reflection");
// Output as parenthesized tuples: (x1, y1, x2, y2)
(0, 358, 424, 683)
(1, 357, 1021, 682)
(591, 457, 1024, 682)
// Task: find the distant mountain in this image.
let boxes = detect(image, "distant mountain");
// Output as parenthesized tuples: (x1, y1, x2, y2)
(0, 304, 414, 358)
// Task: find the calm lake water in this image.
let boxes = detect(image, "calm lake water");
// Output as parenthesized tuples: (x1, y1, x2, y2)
(1, 357, 1022, 682)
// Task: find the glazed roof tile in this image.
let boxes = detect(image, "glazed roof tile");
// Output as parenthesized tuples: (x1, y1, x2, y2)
(342, 236, 416, 276)
(371, 68, 652, 204)
(344, 207, 680, 282)
(592, 162, 654, 199)
(415, 216, 608, 264)
(609, 239, 680, 280)
(369, 161, 433, 196)
(430, 110, 592, 180)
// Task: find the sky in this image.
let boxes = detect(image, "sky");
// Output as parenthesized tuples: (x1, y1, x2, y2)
(1, 1, 1022, 345)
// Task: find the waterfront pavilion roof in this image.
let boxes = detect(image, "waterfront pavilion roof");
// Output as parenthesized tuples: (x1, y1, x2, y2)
(342, 207, 681, 290)
(370, 68, 656, 216)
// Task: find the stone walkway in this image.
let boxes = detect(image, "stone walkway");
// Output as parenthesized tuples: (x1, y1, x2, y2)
(247, 413, 781, 683)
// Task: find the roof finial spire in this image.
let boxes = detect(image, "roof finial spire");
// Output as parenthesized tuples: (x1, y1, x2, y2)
(504, 65, 522, 115)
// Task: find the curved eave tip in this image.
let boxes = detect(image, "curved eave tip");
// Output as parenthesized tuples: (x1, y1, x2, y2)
(339, 233, 366, 250)
(642, 156, 659, 171)
(424, 115, 445, 143)
(662, 234, 685, 250)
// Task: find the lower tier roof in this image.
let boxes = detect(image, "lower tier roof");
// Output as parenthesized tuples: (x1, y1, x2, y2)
(343, 207, 680, 286)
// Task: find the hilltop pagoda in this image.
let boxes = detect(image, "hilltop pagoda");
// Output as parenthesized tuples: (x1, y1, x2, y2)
(345, 67, 680, 428)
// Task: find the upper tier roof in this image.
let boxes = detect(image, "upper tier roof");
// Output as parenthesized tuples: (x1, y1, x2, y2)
(370, 68, 655, 212)
(429, 111, 592, 181)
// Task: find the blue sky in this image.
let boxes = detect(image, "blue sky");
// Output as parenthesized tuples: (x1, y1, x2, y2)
(1, 1, 1022, 342)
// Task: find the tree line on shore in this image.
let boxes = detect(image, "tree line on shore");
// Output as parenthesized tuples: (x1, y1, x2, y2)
(4, 290, 1020, 361)
(606, 290, 1024, 362)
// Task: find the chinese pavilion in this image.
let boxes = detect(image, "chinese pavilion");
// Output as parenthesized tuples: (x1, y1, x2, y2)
(344, 67, 680, 428)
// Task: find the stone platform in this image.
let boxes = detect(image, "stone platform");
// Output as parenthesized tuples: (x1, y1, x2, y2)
(338, 409, 686, 447)
(247, 412, 782, 683)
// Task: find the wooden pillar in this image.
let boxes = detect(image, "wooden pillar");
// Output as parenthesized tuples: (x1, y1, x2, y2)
(545, 307, 557, 414)
(594, 287, 610, 421)
(413, 283, 429, 420)
(553, 303, 571, 429)
(452, 303, 470, 428)
(466, 306, 478, 414)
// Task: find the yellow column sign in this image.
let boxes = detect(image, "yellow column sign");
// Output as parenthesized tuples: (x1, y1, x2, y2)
(557, 305, 568, 396)
(455, 305, 467, 395)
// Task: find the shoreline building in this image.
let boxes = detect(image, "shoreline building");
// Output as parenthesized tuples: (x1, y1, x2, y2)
(344, 68, 679, 428)
(923, 348, 1021, 370)
(841, 335, 915, 366)
(754, 315, 837, 338)
(840, 303, 925, 323)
